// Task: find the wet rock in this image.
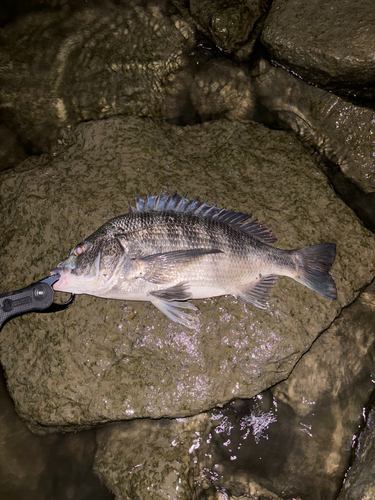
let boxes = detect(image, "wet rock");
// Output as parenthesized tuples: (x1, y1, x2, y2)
(187, 0, 268, 58)
(261, 0, 375, 102)
(0, 371, 55, 497)
(0, 370, 113, 500)
(0, 116, 373, 432)
(94, 416, 208, 500)
(191, 59, 255, 122)
(338, 404, 375, 500)
(94, 276, 375, 500)
(94, 399, 283, 500)
(0, 124, 27, 172)
(251, 60, 375, 194)
(192, 281, 375, 499)
(190, 59, 375, 193)
(0, 3, 195, 153)
(319, 163, 375, 235)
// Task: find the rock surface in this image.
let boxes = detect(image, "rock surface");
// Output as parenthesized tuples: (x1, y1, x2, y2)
(93, 280, 375, 499)
(1, 116, 373, 432)
(0, 3, 195, 152)
(251, 60, 375, 194)
(261, 0, 375, 101)
(194, 279, 375, 499)
(0, 124, 27, 172)
(188, 0, 267, 57)
(338, 405, 375, 500)
(95, 416, 207, 500)
(191, 59, 375, 194)
(0, 371, 113, 500)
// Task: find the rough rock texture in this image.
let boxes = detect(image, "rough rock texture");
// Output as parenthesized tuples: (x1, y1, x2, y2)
(191, 59, 375, 194)
(189, 0, 267, 56)
(192, 280, 375, 499)
(191, 59, 255, 122)
(251, 61, 375, 194)
(0, 3, 195, 152)
(338, 405, 375, 500)
(0, 372, 113, 500)
(319, 161, 375, 235)
(0, 116, 374, 433)
(0, 124, 27, 172)
(261, 0, 375, 101)
(94, 280, 375, 500)
(94, 399, 282, 500)
(94, 416, 207, 500)
(171, 0, 269, 60)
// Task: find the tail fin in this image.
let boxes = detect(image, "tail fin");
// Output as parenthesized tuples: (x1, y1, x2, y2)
(292, 243, 337, 300)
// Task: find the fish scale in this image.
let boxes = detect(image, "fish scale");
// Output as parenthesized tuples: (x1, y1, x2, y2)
(51, 191, 337, 328)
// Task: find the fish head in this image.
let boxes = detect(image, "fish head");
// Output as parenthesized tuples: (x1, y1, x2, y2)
(51, 225, 126, 295)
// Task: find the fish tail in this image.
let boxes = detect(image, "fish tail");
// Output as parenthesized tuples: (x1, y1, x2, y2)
(292, 243, 337, 300)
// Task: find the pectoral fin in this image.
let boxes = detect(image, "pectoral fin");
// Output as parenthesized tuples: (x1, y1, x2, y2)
(238, 275, 278, 309)
(150, 282, 192, 301)
(137, 248, 223, 284)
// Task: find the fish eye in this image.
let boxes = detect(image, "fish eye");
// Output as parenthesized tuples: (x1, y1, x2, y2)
(73, 243, 87, 256)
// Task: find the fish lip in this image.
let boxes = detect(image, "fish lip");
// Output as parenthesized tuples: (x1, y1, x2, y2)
(50, 266, 71, 291)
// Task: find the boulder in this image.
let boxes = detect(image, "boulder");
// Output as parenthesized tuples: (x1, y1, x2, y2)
(338, 405, 375, 500)
(92, 281, 375, 500)
(261, 0, 375, 101)
(191, 59, 375, 194)
(0, 3, 195, 152)
(95, 416, 207, 500)
(0, 124, 27, 172)
(0, 116, 374, 433)
(0, 372, 111, 500)
(185, 0, 268, 59)
(250, 60, 375, 194)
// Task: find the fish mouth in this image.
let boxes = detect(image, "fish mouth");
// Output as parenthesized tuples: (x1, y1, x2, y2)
(50, 267, 71, 292)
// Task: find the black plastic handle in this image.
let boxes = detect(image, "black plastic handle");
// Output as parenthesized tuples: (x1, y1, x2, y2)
(0, 281, 54, 331)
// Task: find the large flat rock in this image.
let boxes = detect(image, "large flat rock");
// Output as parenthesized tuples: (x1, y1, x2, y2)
(0, 116, 374, 432)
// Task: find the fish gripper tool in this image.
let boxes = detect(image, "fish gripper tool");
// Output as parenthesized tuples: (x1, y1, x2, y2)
(0, 274, 75, 331)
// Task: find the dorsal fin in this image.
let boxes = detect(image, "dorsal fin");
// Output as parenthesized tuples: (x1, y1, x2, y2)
(129, 191, 277, 244)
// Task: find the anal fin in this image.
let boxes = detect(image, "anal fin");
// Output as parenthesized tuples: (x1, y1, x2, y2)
(238, 275, 278, 310)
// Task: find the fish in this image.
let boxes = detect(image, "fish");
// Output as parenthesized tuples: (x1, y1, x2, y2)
(51, 191, 337, 328)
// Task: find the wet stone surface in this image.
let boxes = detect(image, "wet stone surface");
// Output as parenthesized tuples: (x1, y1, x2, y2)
(250, 60, 375, 194)
(190, 58, 375, 194)
(0, 1, 196, 153)
(0, 0, 375, 498)
(94, 416, 207, 500)
(185, 0, 268, 58)
(261, 0, 375, 101)
(1, 116, 373, 433)
(338, 404, 375, 500)
(194, 280, 375, 499)
(0, 369, 113, 500)
(93, 280, 375, 499)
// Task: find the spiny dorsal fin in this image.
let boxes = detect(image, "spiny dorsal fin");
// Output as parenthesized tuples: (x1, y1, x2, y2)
(129, 191, 277, 244)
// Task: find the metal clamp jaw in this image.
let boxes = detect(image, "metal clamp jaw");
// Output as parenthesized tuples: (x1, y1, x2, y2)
(0, 274, 75, 331)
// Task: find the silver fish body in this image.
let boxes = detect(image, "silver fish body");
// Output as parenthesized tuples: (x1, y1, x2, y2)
(52, 191, 337, 328)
